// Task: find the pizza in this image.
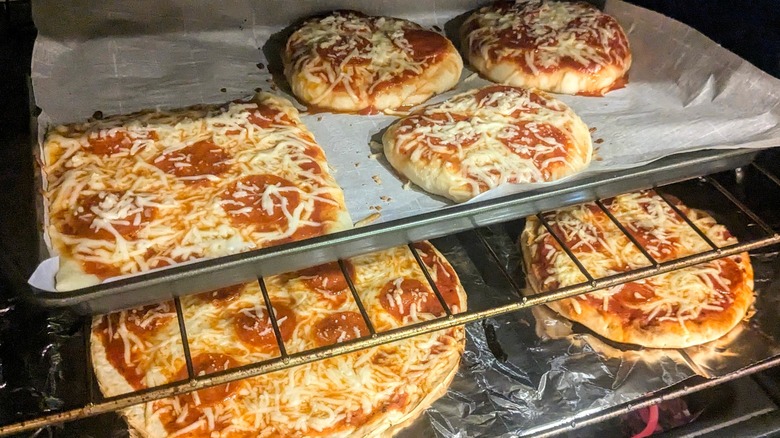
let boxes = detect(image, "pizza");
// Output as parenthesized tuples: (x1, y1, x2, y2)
(520, 190, 754, 348)
(90, 241, 467, 437)
(42, 93, 351, 291)
(283, 10, 462, 113)
(461, 1, 632, 96)
(382, 85, 592, 202)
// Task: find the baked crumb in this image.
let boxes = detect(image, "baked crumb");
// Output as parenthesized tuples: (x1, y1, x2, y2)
(372, 175, 382, 184)
(354, 212, 381, 227)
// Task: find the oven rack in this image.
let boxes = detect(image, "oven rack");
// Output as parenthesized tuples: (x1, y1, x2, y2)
(25, 148, 761, 315)
(3, 157, 780, 436)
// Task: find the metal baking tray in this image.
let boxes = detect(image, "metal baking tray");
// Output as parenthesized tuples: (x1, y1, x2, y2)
(24, 147, 762, 314)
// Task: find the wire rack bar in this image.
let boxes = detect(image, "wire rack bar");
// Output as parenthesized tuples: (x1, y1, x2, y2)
(595, 199, 659, 267)
(257, 277, 289, 360)
(655, 189, 721, 251)
(704, 176, 778, 237)
(537, 212, 596, 285)
(340, 259, 377, 337)
(408, 243, 453, 318)
(174, 297, 195, 380)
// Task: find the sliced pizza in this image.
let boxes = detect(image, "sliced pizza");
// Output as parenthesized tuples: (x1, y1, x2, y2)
(91, 242, 467, 437)
(461, 0, 632, 96)
(283, 10, 462, 113)
(520, 190, 754, 348)
(43, 93, 351, 291)
(383, 85, 592, 202)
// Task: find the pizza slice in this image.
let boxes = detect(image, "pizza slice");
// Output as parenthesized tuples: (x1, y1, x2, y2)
(461, 0, 632, 96)
(90, 242, 467, 437)
(43, 93, 351, 291)
(283, 10, 462, 113)
(520, 190, 754, 348)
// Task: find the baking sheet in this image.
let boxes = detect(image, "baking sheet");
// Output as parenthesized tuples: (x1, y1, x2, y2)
(30, 0, 780, 236)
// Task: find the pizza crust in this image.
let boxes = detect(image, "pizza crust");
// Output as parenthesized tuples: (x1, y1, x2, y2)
(461, 1, 632, 96)
(520, 208, 755, 349)
(283, 11, 462, 113)
(383, 86, 592, 202)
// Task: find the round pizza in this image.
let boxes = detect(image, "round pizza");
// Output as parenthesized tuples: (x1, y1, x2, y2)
(42, 93, 351, 291)
(382, 85, 592, 202)
(520, 190, 754, 349)
(461, 1, 632, 96)
(283, 10, 463, 113)
(91, 242, 467, 437)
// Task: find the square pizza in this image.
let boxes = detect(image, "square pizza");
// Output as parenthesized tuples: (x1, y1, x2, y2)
(42, 93, 351, 290)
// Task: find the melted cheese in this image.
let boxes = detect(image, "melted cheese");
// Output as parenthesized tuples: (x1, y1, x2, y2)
(43, 93, 350, 287)
(531, 191, 742, 325)
(464, 0, 630, 72)
(93, 243, 465, 437)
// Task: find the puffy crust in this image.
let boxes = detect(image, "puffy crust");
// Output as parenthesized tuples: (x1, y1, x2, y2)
(521, 213, 755, 349)
(90, 243, 467, 437)
(383, 86, 592, 203)
(283, 11, 462, 113)
(466, 56, 629, 97)
(461, 1, 632, 96)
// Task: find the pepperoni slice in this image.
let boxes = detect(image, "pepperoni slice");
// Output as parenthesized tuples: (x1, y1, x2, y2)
(297, 261, 355, 306)
(172, 353, 239, 406)
(63, 191, 157, 241)
(314, 311, 369, 347)
(153, 140, 231, 181)
(194, 283, 244, 305)
(221, 174, 302, 230)
(402, 29, 449, 61)
(233, 304, 295, 350)
(380, 278, 447, 321)
(499, 122, 569, 178)
(247, 104, 294, 129)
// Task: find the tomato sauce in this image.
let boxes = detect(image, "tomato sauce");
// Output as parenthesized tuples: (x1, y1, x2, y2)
(153, 140, 231, 181)
(379, 278, 451, 321)
(96, 302, 176, 389)
(221, 174, 302, 230)
(159, 353, 242, 437)
(412, 242, 461, 311)
(194, 283, 244, 305)
(403, 29, 449, 62)
(499, 121, 569, 179)
(247, 104, 294, 129)
(64, 191, 156, 241)
(314, 311, 369, 347)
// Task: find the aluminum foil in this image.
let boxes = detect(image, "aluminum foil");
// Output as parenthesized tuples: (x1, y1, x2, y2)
(395, 225, 780, 437)
(28, 0, 780, 291)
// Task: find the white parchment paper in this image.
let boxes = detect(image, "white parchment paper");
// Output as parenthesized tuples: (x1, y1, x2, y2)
(29, 0, 780, 289)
